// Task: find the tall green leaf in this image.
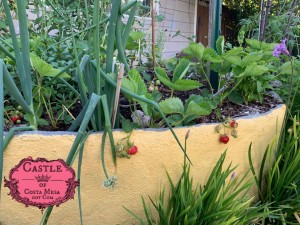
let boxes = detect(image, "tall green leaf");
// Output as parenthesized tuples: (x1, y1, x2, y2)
(172, 59, 190, 83)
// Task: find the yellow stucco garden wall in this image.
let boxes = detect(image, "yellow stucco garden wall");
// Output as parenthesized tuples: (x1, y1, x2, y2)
(0, 105, 286, 225)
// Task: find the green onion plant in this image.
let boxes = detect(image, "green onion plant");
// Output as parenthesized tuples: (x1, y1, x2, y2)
(0, 1, 188, 224)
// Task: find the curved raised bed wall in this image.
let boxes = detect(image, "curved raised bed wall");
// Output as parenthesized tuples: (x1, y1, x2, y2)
(0, 105, 286, 225)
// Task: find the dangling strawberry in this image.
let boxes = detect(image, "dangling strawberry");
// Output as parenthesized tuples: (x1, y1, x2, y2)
(220, 135, 229, 144)
(11, 116, 18, 124)
(128, 146, 138, 155)
(230, 120, 238, 128)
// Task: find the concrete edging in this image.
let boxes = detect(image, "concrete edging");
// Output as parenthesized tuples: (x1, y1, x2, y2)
(0, 104, 286, 225)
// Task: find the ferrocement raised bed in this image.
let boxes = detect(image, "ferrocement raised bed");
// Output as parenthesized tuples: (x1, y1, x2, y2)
(0, 104, 286, 225)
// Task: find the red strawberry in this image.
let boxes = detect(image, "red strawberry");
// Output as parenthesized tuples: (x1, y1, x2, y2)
(220, 135, 229, 144)
(11, 116, 18, 123)
(230, 120, 238, 128)
(128, 146, 138, 155)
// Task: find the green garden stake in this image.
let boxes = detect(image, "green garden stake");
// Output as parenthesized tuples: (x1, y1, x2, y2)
(209, 0, 222, 91)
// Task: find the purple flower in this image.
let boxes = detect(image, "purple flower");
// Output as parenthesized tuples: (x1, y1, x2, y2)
(231, 172, 236, 180)
(273, 39, 289, 57)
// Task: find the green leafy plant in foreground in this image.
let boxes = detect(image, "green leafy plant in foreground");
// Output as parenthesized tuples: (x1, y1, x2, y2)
(125, 133, 272, 225)
(249, 116, 300, 224)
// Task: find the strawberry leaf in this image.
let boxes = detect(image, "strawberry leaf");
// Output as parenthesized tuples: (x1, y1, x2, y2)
(159, 97, 184, 115)
(172, 58, 190, 83)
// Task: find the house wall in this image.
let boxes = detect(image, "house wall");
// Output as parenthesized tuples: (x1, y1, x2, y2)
(12, 1, 197, 60)
(159, 0, 196, 58)
(127, 0, 196, 60)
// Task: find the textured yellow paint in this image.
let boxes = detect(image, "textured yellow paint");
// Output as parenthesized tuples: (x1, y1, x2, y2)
(0, 105, 286, 225)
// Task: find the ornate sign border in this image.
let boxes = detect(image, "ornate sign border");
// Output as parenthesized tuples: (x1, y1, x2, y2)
(4, 157, 79, 211)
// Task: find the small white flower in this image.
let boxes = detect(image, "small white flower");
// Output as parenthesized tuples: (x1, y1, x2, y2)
(102, 176, 117, 189)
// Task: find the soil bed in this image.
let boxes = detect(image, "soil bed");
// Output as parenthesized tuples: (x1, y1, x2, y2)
(4, 71, 282, 131)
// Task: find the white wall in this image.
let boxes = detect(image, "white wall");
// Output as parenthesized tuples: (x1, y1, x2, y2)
(159, 0, 196, 58)
(11, 1, 197, 60)
(127, 0, 196, 60)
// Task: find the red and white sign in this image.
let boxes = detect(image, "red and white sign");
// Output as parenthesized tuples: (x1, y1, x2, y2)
(4, 157, 79, 211)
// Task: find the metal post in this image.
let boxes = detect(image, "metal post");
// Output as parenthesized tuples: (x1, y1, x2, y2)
(209, 0, 222, 91)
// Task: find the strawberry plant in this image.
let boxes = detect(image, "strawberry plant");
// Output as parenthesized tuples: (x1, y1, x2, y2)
(115, 133, 138, 158)
(154, 58, 202, 97)
(216, 117, 239, 144)
(158, 94, 217, 126)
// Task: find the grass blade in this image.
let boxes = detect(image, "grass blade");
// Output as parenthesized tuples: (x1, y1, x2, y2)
(77, 132, 91, 225)
(3, 64, 32, 114)
(3, 126, 35, 150)
(100, 95, 116, 166)
(66, 93, 100, 164)
(0, 60, 4, 194)
(122, 2, 138, 47)
(1, 0, 30, 102)
(16, 0, 32, 101)
(0, 43, 15, 60)
(116, 17, 129, 71)
(101, 130, 110, 179)
(106, 0, 121, 73)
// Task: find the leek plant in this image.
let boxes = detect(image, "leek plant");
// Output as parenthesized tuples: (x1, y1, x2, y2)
(0, 1, 188, 224)
(0, 0, 38, 196)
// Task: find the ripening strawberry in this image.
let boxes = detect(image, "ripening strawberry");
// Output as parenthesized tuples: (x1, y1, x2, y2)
(220, 135, 229, 144)
(128, 146, 138, 155)
(11, 116, 18, 123)
(230, 120, 238, 128)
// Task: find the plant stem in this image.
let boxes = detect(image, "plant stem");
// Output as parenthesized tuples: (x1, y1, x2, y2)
(170, 89, 174, 98)
(199, 64, 214, 94)
(219, 78, 244, 106)
(151, 0, 156, 69)
(112, 64, 124, 128)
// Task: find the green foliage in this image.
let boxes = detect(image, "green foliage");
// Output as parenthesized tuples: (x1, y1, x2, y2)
(154, 59, 202, 95)
(30, 53, 70, 78)
(159, 94, 217, 126)
(249, 117, 300, 224)
(223, 0, 260, 21)
(238, 0, 300, 55)
(220, 41, 278, 103)
(274, 57, 300, 115)
(126, 151, 272, 224)
(183, 43, 222, 63)
(182, 38, 280, 104)
(109, 69, 154, 117)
